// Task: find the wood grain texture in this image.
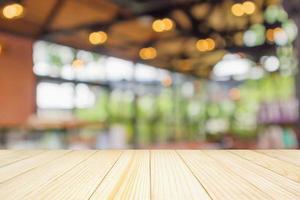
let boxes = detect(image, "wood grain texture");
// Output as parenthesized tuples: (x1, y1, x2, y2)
(225, 151, 300, 196)
(205, 150, 299, 199)
(0, 151, 94, 199)
(24, 151, 122, 200)
(178, 150, 271, 200)
(257, 150, 300, 166)
(0, 150, 299, 200)
(151, 150, 211, 200)
(90, 150, 150, 200)
(0, 150, 44, 167)
(232, 150, 300, 183)
(0, 150, 70, 183)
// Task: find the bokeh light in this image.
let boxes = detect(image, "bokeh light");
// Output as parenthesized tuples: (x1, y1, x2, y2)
(231, 1, 256, 17)
(266, 29, 274, 42)
(152, 20, 165, 32)
(139, 47, 157, 60)
(196, 38, 215, 52)
(206, 38, 216, 51)
(242, 1, 256, 15)
(162, 18, 174, 31)
(72, 59, 84, 68)
(263, 56, 280, 72)
(152, 18, 174, 32)
(243, 24, 265, 47)
(2, 3, 24, 19)
(274, 27, 288, 46)
(88, 31, 108, 45)
(231, 3, 244, 17)
(282, 20, 298, 42)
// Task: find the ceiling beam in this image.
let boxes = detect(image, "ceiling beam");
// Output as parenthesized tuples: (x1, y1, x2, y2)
(35, 0, 66, 39)
(41, 0, 199, 38)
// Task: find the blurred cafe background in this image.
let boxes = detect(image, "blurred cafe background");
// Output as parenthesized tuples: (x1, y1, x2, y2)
(0, 0, 300, 149)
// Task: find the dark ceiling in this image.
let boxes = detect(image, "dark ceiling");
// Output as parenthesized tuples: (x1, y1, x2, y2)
(0, 0, 278, 77)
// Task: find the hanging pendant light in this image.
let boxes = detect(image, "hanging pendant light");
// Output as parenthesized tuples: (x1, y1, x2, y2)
(2, 2, 24, 19)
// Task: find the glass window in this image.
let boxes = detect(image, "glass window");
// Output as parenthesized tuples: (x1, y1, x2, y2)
(75, 84, 96, 108)
(37, 82, 74, 109)
(105, 57, 134, 81)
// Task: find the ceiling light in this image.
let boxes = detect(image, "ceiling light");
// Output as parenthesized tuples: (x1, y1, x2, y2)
(152, 20, 165, 32)
(152, 18, 174, 32)
(2, 3, 24, 19)
(88, 31, 108, 45)
(162, 18, 174, 31)
(206, 38, 215, 51)
(231, 3, 244, 17)
(139, 47, 157, 60)
(242, 1, 256, 15)
(231, 2, 256, 17)
(196, 39, 208, 52)
(196, 38, 215, 52)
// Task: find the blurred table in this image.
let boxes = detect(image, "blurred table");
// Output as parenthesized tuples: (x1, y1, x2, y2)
(0, 150, 300, 199)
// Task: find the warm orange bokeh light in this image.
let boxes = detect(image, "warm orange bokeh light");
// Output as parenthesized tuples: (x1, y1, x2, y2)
(152, 18, 174, 32)
(152, 20, 165, 32)
(231, 1, 256, 17)
(231, 3, 244, 17)
(2, 3, 24, 19)
(243, 1, 256, 15)
(196, 39, 209, 52)
(266, 29, 274, 42)
(196, 38, 216, 52)
(88, 31, 108, 45)
(139, 47, 157, 60)
(206, 38, 216, 51)
(162, 18, 174, 31)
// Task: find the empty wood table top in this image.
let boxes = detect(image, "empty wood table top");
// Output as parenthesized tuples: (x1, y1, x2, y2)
(0, 150, 300, 200)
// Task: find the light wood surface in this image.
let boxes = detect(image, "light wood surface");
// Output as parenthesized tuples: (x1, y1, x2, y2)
(0, 150, 300, 199)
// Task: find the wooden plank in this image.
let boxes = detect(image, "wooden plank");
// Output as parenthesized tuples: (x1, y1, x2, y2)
(0, 150, 19, 160)
(178, 150, 272, 200)
(232, 150, 300, 183)
(23, 151, 122, 200)
(0, 151, 94, 200)
(206, 150, 300, 199)
(151, 150, 211, 200)
(90, 150, 151, 200)
(257, 150, 300, 167)
(0, 150, 17, 156)
(225, 150, 300, 196)
(0, 150, 70, 183)
(0, 150, 299, 200)
(0, 150, 44, 167)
